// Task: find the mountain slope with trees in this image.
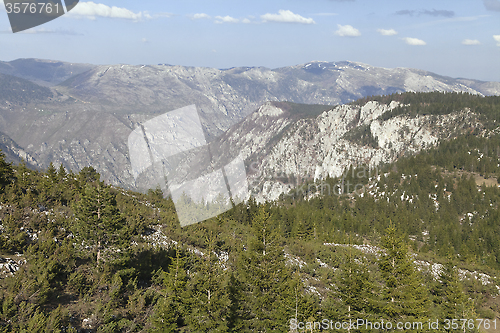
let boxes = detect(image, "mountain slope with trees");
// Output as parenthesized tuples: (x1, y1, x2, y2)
(0, 92, 499, 331)
(1, 59, 500, 191)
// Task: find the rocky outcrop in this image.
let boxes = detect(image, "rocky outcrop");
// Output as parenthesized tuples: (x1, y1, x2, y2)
(0, 255, 26, 277)
(0, 60, 499, 196)
(214, 101, 485, 202)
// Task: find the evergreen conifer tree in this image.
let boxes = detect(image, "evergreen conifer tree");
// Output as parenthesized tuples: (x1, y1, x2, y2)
(72, 181, 124, 263)
(0, 150, 14, 193)
(57, 164, 67, 181)
(438, 260, 476, 332)
(150, 249, 189, 332)
(237, 206, 308, 331)
(46, 162, 57, 183)
(185, 235, 231, 332)
(337, 254, 376, 323)
(378, 225, 429, 321)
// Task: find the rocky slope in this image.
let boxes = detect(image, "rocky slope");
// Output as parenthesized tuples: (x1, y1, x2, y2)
(210, 100, 485, 202)
(55, 61, 500, 139)
(0, 59, 499, 195)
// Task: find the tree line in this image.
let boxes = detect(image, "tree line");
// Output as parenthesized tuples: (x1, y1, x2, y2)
(0, 147, 497, 332)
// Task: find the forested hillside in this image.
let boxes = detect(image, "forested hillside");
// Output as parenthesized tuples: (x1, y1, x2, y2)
(0, 92, 500, 332)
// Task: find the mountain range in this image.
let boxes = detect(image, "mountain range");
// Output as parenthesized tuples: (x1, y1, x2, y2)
(1, 58, 500, 330)
(0, 58, 499, 200)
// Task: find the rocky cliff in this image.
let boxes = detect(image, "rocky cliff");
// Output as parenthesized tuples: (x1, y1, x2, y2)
(217, 101, 484, 202)
(0, 59, 499, 199)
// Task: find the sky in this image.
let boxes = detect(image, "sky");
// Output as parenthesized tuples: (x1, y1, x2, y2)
(0, 0, 499, 81)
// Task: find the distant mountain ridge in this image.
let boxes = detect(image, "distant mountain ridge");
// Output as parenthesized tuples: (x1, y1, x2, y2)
(0, 58, 95, 87)
(0, 58, 499, 195)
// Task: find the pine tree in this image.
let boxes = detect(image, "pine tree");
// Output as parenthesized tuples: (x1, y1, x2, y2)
(378, 225, 429, 321)
(57, 164, 67, 181)
(44, 305, 65, 333)
(72, 181, 124, 263)
(282, 271, 317, 333)
(0, 150, 14, 193)
(39, 162, 63, 207)
(77, 166, 100, 186)
(150, 249, 188, 332)
(336, 254, 376, 323)
(150, 296, 180, 333)
(21, 309, 47, 333)
(185, 235, 231, 332)
(438, 260, 475, 332)
(237, 206, 306, 332)
(292, 215, 313, 240)
(46, 162, 57, 183)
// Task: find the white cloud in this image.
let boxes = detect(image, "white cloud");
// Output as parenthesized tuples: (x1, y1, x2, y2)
(141, 38, 149, 43)
(494, 35, 500, 46)
(214, 15, 239, 24)
(68, 1, 150, 20)
(335, 24, 361, 37)
(462, 39, 481, 45)
(261, 10, 315, 24)
(192, 13, 210, 20)
(377, 28, 398, 36)
(242, 18, 252, 24)
(402, 37, 426, 45)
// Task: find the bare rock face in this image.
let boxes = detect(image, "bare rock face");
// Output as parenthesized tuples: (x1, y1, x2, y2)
(0, 252, 26, 277)
(0, 59, 499, 197)
(240, 103, 483, 202)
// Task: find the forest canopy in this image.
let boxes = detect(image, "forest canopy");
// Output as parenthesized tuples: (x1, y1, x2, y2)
(0, 92, 499, 332)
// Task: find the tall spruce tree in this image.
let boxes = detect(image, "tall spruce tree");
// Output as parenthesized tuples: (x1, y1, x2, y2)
(72, 181, 124, 263)
(57, 164, 67, 181)
(336, 254, 376, 323)
(438, 260, 476, 332)
(46, 162, 57, 183)
(150, 249, 188, 332)
(0, 150, 14, 193)
(378, 225, 429, 321)
(237, 206, 308, 332)
(185, 235, 231, 332)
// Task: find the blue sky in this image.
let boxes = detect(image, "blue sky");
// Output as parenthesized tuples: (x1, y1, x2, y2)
(1, 0, 500, 81)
